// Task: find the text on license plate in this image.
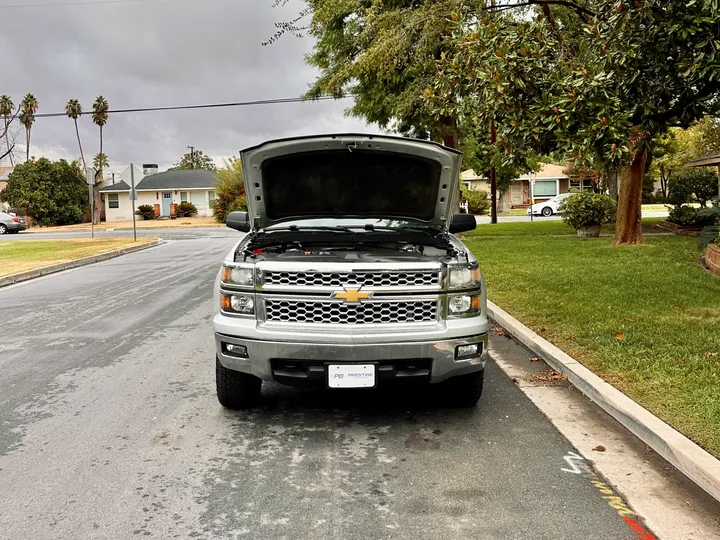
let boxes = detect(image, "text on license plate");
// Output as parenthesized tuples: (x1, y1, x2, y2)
(328, 364, 376, 388)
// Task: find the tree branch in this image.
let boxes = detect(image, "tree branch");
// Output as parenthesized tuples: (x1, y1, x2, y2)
(488, 0, 595, 19)
(0, 142, 15, 163)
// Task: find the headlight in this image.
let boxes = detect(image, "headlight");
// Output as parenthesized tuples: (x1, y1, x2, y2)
(448, 294, 480, 315)
(221, 294, 255, 315)
(222, 265, 254, 286)
(448, 266, 480, 289)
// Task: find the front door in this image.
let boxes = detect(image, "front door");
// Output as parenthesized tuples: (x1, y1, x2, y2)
(161, 192, 172, 216)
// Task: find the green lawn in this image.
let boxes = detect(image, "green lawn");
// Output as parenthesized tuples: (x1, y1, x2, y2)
(0, 238, 155, 277)
(463, 220, 720, 457)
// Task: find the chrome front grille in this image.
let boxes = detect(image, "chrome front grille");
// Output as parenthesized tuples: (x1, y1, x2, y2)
(265, 299, 438, 325)
(263, 270, 439, 288)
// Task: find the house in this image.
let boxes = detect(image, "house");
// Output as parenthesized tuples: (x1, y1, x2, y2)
(460, 163, 596, 209)
(0, 166, 13, 211)
(100, 169, 218, 222)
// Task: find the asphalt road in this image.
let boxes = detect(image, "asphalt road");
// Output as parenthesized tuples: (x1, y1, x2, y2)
(0, 235, 641, 539)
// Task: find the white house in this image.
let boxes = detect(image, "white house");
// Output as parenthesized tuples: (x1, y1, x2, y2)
(100, 169, 218, 222)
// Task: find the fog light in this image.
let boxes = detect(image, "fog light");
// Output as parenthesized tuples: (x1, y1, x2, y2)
(224, 343, 248, 358)
(456, 343, 481, 359)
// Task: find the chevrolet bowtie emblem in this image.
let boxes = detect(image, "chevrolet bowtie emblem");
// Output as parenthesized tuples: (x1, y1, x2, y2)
(332, 287, 373, 303)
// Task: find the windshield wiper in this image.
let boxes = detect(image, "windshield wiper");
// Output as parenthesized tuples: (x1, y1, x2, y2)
(360, 224, 437, 235)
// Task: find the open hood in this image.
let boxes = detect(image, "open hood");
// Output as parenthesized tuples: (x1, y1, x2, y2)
(240, 134, 463, 231)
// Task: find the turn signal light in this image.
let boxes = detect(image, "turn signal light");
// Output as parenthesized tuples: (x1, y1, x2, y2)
(220, 295, 231, 309)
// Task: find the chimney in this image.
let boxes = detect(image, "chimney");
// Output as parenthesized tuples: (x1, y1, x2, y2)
(142, 163, 159, 175)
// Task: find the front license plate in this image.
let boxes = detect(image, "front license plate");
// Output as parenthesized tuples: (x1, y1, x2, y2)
(328, 364, 376, 388)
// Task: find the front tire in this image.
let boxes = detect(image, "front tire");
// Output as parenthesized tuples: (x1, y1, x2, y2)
(445, 369, 484, 408)
(216, 357, 262, 409)
(541, 207, 553, 217)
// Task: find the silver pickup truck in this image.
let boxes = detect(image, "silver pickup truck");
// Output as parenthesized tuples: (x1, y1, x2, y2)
(213, 134, 489, 409)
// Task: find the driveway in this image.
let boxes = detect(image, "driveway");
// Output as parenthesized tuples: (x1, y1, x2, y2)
(0, 235, 702, 539)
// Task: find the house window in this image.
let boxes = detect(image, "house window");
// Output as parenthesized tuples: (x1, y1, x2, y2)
(570, 178, 594, 191)
(533, 180, 557, 198)
(163, 192, 172, 199)
(180, 191, 188, 202)
(108, 193, 119, 209)
(208, 190, 216, 208)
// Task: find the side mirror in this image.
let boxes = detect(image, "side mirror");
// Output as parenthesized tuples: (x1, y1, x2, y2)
(449, 213, 476, 234)
(226, 211, 251, 232)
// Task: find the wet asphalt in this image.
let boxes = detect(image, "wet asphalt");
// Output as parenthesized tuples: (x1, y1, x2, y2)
(0, 233, 638, 539)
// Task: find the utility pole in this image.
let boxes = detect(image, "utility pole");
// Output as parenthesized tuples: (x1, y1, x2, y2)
(490, 123, 498, 224)
(188, 145, 195, 170)
(489, 0, 498, 224)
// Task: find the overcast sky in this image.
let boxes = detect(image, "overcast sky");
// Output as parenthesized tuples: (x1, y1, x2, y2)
(0, 0, 375, 174)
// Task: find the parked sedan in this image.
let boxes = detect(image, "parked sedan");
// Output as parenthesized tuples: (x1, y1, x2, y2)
(527, 192, 575, 217)
(0, 212, 27, 234)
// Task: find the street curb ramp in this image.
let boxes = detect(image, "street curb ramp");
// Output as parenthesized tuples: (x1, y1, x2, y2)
(0, 240, 161, 288)
(488, 300, 720, 505)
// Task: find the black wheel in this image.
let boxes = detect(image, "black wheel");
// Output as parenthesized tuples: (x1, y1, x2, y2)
(541, 207, 553, 217)
(216, 356, 262, 409)
(445, 370, 484, 408)
(0, 224, 7, 234)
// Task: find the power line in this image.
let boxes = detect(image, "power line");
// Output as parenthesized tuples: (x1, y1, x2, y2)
(32, 95, 351, 119)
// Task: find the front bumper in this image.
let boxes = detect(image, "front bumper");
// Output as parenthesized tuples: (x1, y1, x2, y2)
(215, 329, 489, 385)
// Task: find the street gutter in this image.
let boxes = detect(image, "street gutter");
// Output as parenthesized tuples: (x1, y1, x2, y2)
(0, 239, 161, 288)
(488, 300, 720, 505)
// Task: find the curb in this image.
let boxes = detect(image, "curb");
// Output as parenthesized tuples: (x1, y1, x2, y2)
(488, 300, 720, 505)
(0, 240, 161, 289)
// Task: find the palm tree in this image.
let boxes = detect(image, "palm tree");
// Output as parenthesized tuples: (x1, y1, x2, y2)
(91, 96, 109, 224)
(65, 99, 86, 170)
(0, 95, 15, 166)
(93, 152, 109, 171)
(20, 93, 39, 162)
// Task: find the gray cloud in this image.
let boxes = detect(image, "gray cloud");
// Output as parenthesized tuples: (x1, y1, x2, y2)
(0, 0, 373, 172)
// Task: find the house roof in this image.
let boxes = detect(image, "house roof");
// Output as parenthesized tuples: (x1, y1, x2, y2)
(135, 169, 217, 190)
(686, 153, 720, 167)
(460, 169, 487, 181)
(517, 163, 568, 180)
(100, 181, 131, 192)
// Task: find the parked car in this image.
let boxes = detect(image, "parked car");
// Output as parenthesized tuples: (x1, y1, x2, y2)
(213, 134, 489, 409)
(0, 212, 27, 234)
(527, 192, 575, 216)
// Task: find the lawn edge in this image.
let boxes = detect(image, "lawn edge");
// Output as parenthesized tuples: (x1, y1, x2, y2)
(487, 300, 720, 505)
(0, 239, 161, 288)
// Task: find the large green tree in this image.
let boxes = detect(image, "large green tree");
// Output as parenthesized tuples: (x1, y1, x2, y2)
(0, 158, 87, 226)
(213, 157, 246, 223)
(170, 149, 217, 171)
(428, 0, 720, 245)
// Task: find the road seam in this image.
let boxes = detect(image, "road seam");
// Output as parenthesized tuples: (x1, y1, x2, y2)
(0, 240, 162, 289)
(488, 300, 720, 505)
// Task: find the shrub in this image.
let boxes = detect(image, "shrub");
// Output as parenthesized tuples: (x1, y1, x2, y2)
(699, 225, 719, 249)
(460, 185, 490, 215)
(667, 205, 718, 227)
(558, 191, 616, 229)
(136, 204, 155, 220)
(668, 169, 719, 207)
(175, 201, 198, 218)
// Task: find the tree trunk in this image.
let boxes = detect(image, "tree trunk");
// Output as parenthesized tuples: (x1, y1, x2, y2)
(25, 128, 30, 162)
(94, 126, 103, 224)
(3, 119, 13, 166)
(606, 169, 619, 201)
(614, 137, 647, 246)
(440, 116, 460, 214)
(75, 119, 86, 171)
